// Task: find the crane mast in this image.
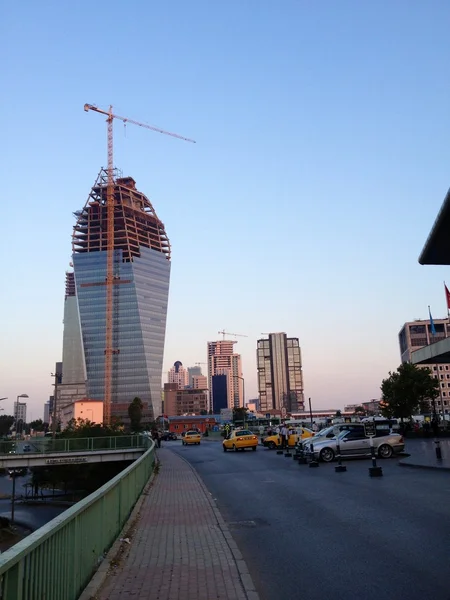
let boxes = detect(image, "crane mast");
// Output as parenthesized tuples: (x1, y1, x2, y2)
(84, 103, 195, 425)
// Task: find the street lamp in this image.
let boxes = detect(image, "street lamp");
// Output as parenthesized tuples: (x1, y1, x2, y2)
(0, 398, 7, 402)
(16, 394, 28, 437)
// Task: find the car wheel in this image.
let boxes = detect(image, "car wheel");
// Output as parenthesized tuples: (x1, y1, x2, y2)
(252, 446, 256, 451)
(268, 442, 276, 450)
(378, 444, 393, 459)
(320, 448, 335, 463)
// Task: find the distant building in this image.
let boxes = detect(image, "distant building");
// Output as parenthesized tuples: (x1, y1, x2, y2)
(192, 375, 207, 390)
(14, 402, 27, 424)
(44, 401, 50, 424)
(163, 383, 207, 416)
(187, 366, 202, 387)
(60, 399, 104, 430)
(212, 374, 228, 413)
(168, 415, 217, 435)
(399, 319, 450, 414)
(168, 361, 189, 389)
(207, 340, 243, 410)
(257, 333, 304, 413)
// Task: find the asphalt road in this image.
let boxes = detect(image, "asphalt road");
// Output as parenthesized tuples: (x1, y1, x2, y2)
(169, 440, 450, 600)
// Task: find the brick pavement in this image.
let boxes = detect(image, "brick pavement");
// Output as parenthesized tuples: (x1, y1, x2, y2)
(96, 448, 259, 600)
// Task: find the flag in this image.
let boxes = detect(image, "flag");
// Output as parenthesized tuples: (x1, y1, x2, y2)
(445, 282, 450, 312)
(429, 306, 436, 336)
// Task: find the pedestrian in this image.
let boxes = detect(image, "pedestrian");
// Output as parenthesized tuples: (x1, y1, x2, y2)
(280, 424, 287, 449)
(151, 428, 161, 448)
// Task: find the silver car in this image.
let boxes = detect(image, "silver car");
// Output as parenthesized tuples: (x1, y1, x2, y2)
(309, 428, 405, 462)
(300, 423, 362, 448)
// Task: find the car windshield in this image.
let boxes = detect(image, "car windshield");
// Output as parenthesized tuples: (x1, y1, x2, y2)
(186, 432, 199, 436)
(236, 430, 252, 436)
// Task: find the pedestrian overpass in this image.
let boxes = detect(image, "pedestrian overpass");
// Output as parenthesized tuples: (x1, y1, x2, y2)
(0, 434, 150, 468)
(0, 436, 156, 600)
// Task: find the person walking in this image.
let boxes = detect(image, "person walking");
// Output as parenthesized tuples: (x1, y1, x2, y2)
(280, 424, 288, 450)
(152, 428, 161, 448)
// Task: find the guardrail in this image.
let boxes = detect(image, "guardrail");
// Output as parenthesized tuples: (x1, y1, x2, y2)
(0, 434, 149, 456)
(0, 439, 156, 600)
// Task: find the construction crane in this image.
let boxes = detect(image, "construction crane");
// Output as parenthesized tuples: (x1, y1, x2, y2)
(218, 330, 248, 340)
(195, 362, 207, 366)
(84, 103, 195, 425)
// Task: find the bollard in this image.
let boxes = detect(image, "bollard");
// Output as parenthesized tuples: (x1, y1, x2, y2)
(309, 442, 319, 468)
(297, 444, 307, 464)
(435, 439, 442, 460)
(335, 439, 347, 473)
(276, 446, 284, 455)
(368, 436, 383, 477)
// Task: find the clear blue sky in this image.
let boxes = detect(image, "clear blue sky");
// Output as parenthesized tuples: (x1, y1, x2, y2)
(2, 0, 450, 419)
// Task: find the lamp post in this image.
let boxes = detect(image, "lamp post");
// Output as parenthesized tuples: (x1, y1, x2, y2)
(15, 394, 28, 438)
(51, 369, 62, 439)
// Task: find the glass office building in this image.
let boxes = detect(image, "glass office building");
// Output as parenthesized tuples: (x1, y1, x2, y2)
(67, 170, 171, 421)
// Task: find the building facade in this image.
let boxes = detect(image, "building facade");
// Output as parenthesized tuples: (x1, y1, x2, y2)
(14, 402, 27, 424)
(207, 341, 243, 410)
(187, 366, 202, 387)
(192, 375, 208, 390)
(163, 383, 207, 416)
(399, 319, 450, 414)
(257, 333, 304, 413)
(64, 170, 171, 423)
(168, 361, 189, 388)
(60, 399, 104, 430)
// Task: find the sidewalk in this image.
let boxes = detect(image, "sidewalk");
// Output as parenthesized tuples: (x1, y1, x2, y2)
(399, 438, 450, 470)
(90, 448, 259, 600)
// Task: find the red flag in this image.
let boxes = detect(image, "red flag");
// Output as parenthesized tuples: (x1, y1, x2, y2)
(445, 283, 450, 311)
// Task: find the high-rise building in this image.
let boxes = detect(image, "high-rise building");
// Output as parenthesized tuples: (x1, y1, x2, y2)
(192, 375, 207, 390)
(399, 319, 450, 414)
(207, 341, 243, 410)
(43, 401, 50, 424)
(257, 333, 304, 413)
(168, 361, 189, 388)
(14, 402, 27, 424)
(187, 365, 202, 387)
(63, 170, 171, 423)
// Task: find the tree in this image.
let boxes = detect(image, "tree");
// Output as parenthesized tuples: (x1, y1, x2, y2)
(380, 363, 439, 422)
(353, 406, 367, 417)
(335, 410, 342, 418)
(128, 397, 143, 431)
(233, 407, 248, 423)
(0, 415, 14, 436)
(29, 419, 45, 432)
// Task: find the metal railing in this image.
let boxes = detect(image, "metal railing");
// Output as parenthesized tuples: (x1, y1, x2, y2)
(0, 434, 149, 456)
(0, 440, 156, 600)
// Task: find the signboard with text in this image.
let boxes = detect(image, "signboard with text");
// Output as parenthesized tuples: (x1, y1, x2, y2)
(364, 422, 376, 438)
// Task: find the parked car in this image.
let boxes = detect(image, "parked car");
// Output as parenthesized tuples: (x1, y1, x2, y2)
(263, 427, 314, 449)
(311, 427, 405, 462)
(23, 444, 31, 452)
(300, 423, 366, 448)
(182, 431, 202, 445)
(161, 431, 177, 441)
(223, 429, 258, 452)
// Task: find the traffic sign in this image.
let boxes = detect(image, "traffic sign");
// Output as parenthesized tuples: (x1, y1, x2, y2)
(364, 422, 376, 437)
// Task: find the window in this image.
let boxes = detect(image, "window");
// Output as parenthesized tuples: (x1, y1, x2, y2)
(433, 366, 437, 371)
(440, 366, 444, 371)
(443, 392, 447, 397)
(410, 325, 426, 334)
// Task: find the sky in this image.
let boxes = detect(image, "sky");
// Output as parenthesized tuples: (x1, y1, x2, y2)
(2, 0, 450, 419)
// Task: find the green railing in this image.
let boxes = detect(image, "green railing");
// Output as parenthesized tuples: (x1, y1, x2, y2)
(0, 434, 149, 456)
(0, 440, 156, 600)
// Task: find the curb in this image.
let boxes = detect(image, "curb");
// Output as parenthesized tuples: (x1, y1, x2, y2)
(174, 450, 261, 600)
(399, 459, 450, 472)
(78, 458, 159, 600)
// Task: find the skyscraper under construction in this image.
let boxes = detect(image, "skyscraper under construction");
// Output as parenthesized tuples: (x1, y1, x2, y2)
(61, 169, 171, 422)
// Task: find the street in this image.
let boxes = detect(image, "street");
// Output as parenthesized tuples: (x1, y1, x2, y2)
(169, 440, 450, 600)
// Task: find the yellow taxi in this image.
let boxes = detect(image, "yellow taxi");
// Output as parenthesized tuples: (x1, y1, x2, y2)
(263, 427, 314, 450)
(182, 430, 202, 445)
(223, 429, 258, 452)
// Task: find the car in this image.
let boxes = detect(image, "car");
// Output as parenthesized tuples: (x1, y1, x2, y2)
(161, 431, 177, 441)
(23, 444, 31, 452)
(300, 423, 366, 449)
(263, 427, 314, 450)
(182, 431, 202, 445)
(311, 427, 405, 462)
(223, 429, 258, 452)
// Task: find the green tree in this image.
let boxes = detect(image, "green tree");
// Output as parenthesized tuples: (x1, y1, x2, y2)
(128, 397, 143, 431)
(0, 415, 14, 437)
(335, 410, 342, 418)
(29, 419, 45, 431)
(233, 407, 248, 423)
(353, 406, 367, 417)
(380, 363, 439, 422)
